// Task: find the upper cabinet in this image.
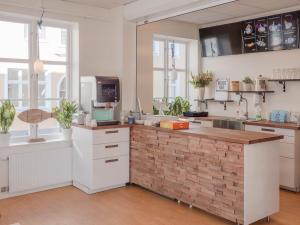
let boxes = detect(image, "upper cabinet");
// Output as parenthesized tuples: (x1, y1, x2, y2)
(200, 10, 300, 57)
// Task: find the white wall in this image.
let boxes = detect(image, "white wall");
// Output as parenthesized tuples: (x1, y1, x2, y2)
(201, 49, 300, 118)
(137, 20, 200, 113)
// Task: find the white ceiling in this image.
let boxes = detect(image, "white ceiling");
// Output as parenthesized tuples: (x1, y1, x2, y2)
(172, 0, 300, 26)
(61, 0, 137, 9)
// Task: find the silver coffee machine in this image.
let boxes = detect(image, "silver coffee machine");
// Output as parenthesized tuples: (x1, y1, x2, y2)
(80, 76, 120, 126)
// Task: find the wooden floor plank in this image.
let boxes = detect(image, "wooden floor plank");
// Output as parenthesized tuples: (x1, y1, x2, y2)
(0, 186, 299, 225)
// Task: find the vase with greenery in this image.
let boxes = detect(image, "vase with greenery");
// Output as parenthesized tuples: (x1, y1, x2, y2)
(190, 71, 213, 100)
(0, 100, 16, 147)
(53, 99, 78, 140)
(153, 97, 191, 116)
(242, 76, 254, 91)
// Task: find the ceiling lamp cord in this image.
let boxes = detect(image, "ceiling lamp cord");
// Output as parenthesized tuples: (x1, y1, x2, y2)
(34, 6, 45, 75)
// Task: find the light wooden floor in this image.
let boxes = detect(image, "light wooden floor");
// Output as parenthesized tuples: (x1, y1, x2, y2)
(0, 186, 299, 225)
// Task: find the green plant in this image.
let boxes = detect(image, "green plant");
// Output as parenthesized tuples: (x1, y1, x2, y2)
(0, 100, 16, 134)
(242, 76, 254, 84)
(53, 99, 78, 129)
(190, 71, 213, 88)
(167, 97, 191, 116)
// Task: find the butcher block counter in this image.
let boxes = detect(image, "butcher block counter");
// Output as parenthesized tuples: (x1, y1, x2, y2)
(130, 124, 283, 225)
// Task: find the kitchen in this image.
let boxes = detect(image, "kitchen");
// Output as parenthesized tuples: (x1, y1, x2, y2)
(1, 1, 300, 225)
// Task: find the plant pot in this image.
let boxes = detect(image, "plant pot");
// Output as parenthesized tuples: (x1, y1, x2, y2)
(243, 83, 252, 91)
(62, 128, 72, 140)
(195, 87, 205, 100)
(204, 83, 214, 99)
(0, 133, 11, 147)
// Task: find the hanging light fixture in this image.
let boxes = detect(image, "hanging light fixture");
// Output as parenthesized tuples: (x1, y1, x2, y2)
(34, 7, 45, 75)
(169, 40, 178, 81)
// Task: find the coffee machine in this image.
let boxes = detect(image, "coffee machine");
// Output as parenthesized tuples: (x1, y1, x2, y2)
(80, 76, 120, 126)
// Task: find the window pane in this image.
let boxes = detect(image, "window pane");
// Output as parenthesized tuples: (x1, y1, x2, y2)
(168, 71, 187, 99)
(0, 62, 30, 137)
(153, 40, 164, 68)
(38, 65, 66, 109)
(168, 42, 186, 70)
(0, 21, 29, 59)
(153, 70, 165, 99)
(39, 26, 68, 62)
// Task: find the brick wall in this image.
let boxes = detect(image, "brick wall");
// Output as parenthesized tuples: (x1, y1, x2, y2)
(130, 126, 244, 224)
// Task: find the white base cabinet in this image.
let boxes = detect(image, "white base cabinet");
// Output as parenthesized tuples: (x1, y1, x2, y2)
(72, 126, 129, 194)
(245, 125, 300, 191)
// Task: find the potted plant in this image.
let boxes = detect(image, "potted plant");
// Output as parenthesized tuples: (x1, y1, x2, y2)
(167, 96, 191, 116)
(53, 99, 78, 140)
(0, 100, 16, 147)
(190, 71, 213, 100)
(242, 76, 254, 91)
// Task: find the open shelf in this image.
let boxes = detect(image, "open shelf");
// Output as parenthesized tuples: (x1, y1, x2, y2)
(216, 90, 275, 103)
(194, 98, 234, 110)
(268, 79, 300, 92)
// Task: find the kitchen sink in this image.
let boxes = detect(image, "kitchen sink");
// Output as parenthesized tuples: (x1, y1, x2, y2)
(213, 119, 245, 131)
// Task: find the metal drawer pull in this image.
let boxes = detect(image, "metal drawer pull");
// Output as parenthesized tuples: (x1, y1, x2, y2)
(261, 128, 275, 132)
(105, 144, 119, 149)
(105, 130, 119, 134)
(105, 159, 119, 163)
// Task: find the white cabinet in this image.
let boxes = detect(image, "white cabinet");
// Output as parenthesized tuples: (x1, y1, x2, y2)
(245, 125, 300, 191)
(193, 120, 213, 128)
(73, 126, 130, 194)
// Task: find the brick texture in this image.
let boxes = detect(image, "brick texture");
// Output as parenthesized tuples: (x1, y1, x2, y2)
(130, 126, 244, 224)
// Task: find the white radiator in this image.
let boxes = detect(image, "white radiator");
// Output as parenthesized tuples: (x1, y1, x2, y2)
(9, 147, 72, 193)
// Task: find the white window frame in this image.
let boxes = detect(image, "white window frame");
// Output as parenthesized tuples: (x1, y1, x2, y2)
(153, 37, 189, 101)
(0, 14, 72, 138)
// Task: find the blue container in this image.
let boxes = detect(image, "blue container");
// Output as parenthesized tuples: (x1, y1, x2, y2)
(128, 116, 135, 125)
(271, 110, 289, 123)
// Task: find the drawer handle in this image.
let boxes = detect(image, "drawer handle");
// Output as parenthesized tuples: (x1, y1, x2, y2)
(105, 144, 119, 149)
(105, 130, 119, 134)
(105, 159, 119, 163)
(261, 128, 275, 132)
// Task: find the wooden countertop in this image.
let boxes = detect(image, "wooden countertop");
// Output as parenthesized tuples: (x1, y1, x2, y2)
(191, 116, 300, 130)
(244, 120, 300, 130)
(73, 124, 131, 130)
(133, 124, 283, 145)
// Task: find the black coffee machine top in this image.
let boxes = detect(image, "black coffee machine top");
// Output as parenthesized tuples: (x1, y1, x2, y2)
(183, 111, 208, 117)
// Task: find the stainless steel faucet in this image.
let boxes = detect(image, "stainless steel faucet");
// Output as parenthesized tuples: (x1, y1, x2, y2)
(238, 95, 248, 120)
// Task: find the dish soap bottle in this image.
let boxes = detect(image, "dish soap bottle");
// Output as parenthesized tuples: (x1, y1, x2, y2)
(255, 105, 262, 121)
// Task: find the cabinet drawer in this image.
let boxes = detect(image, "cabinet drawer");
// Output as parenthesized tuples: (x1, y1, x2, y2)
(92, 128, 129, 144)
(245, 125, 295, 137)
(279, 142, 295, 158)
(93, 142, 129, 159)
(280, 157, 296, 189)
(92, 155, 129, 190)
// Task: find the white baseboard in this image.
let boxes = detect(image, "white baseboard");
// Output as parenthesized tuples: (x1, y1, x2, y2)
(0, 182, 72, 200)
(73, 181, 126, 194)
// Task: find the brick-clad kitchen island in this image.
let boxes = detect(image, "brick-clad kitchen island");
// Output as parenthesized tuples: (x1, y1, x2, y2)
(130, 125, 283, 225)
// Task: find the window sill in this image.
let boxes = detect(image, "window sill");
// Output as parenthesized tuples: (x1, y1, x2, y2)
(0, 134, 72, 150)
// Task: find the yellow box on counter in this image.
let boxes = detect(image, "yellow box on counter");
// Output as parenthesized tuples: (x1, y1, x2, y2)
(160, 120, 189, 130)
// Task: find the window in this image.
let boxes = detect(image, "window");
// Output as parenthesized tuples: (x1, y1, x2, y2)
(153, 38, 188, 101)
(0, 18, 71, 138)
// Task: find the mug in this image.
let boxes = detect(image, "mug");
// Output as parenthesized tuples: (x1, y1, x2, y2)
(128, 116, 135, 125)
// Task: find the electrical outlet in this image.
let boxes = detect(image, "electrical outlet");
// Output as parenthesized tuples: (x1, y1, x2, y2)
(1, 186, 9, 193)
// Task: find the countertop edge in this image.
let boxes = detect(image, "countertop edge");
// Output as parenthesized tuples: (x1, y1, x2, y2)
(131, 125, 283, 145)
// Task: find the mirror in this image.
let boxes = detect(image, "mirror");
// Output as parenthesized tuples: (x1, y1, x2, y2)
(136, 0, 300, 116)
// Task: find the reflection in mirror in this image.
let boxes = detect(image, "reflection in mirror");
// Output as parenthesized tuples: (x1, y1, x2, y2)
(136, 0, 300, 117)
